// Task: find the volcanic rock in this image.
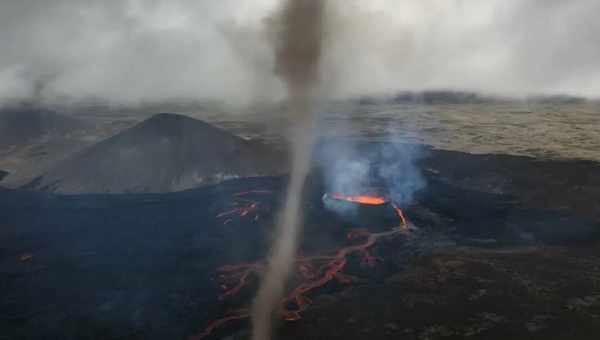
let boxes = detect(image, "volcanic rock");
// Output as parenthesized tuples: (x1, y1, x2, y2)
(27, 113, 285, 193)
(1, 150, 600, 340)
(0, 106, 88, 147)
(282, 245, 600, 340)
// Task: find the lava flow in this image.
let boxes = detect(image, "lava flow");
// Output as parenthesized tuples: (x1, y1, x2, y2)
(326, 193, 408, 227)
(216, 191, 273, 225)
(191, 192, 411, 340)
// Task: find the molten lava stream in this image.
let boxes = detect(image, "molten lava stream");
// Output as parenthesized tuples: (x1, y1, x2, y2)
(189, 311, 250, 340)
(192, 191, 411, 339)
(216, 191, 273, 225)
(192, 227, 409, 339)
(392, 202, 408, 227)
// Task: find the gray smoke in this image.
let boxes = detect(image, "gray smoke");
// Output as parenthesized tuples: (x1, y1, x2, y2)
(250, 1, 324, 340)
(2, 0, 600, 108)
(0, 0, 284, 108)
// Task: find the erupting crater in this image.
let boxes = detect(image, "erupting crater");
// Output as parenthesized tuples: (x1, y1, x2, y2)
(323, 192, 408, 228)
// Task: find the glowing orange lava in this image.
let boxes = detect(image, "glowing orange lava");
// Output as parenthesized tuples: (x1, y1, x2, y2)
(391, 202, 408, 227)
(327, 193, 408, 228)
(328, 193, 388, 205)
(216, 191, 272, 225)
(191, 191, 411, 339)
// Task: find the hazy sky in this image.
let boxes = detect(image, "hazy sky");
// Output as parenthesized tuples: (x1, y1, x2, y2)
(1, 0, 599, 107)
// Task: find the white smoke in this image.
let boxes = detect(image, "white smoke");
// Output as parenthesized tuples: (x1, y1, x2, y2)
(318, 138, 425, 210)
(0, 65, 35, 104)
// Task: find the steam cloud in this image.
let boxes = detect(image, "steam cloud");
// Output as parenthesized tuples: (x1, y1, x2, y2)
(250, 1, 324, 340)
(2, 0, 600, 108)
(318, 137, 425, 219)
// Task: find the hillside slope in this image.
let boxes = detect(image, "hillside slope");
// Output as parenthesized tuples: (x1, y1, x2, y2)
(28, 113, 284, 193)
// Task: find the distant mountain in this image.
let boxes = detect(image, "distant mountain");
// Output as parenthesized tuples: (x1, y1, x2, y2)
(26, 113, 285, 193)
(525, 94, 587, 104)
(0, 106, 89, 147)
(392, 91, 495, 104)
(0, 170, 7, 182)
(353, 91, 586, 105)
(0, 106, 112, 188)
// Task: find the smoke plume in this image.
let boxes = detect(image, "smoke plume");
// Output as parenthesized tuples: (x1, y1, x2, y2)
(250, 1, 324, 340)
(318, 135, 425, 220)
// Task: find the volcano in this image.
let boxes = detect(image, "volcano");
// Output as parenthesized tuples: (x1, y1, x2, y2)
(26, 113, 285, 193)
(0, 145, 599, 340)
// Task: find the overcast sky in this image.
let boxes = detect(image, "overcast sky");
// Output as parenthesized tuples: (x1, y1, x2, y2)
(1, 0, 599, 107)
